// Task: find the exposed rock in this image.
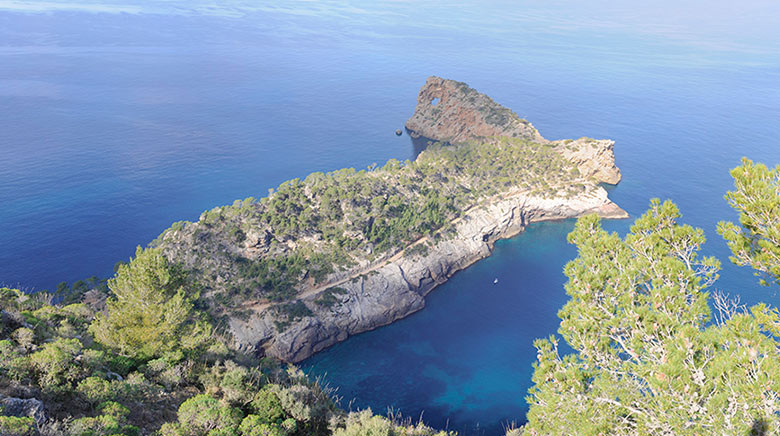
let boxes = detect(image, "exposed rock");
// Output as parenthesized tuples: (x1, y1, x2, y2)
(106, 370, 124, 382)
(1, 309, 29, 331)
(80, 288, 107, 313)
(552, 137, 622, 184)
(405, 76, 545, 144)
(243, 228, 273, 256)
(0, 395, 47, 425)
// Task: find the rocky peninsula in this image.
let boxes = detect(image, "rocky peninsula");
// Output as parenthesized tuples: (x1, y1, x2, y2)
(156, 77, 627, 362)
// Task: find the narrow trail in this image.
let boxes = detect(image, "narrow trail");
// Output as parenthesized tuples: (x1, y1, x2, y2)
(240, 187, 534, 314)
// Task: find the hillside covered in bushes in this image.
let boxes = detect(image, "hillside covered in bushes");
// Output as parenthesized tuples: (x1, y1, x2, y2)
(0, 252, 455, 435)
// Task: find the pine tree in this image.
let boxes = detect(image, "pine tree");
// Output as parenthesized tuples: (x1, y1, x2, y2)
(718, 158, 780, 286)
(90, 246, 210, 361)
(522, 199, 780, 435)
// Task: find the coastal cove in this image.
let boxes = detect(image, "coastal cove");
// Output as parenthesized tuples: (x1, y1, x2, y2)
(301, 221, 584, 433)
(2, 2, 780, 435)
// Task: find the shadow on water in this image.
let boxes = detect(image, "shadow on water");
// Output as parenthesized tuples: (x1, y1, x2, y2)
(407, 129, 447, 157)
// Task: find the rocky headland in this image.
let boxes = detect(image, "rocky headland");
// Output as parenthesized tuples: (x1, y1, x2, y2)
(157, 77, 626, 362)
(406, 76, 621, 185)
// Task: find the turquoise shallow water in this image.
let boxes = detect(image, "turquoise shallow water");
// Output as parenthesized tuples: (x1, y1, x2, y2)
(303, 222, 579, 433)
(2, 2, 780, 434)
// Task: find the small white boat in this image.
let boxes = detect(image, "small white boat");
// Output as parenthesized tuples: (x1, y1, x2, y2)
(493, 278, 498, 284)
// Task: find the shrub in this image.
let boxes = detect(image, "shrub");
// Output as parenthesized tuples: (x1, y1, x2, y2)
(238, 415, 289, 436)
(313, 287, 347, 308)
(117, 372, 157, 401)
(523, 201, 780, 435)
(69, 401, 139, 436)
(76, 376, 113, 407)
(79, 349, 107, 373)
(334, 409, 454, 436)
(220, 366, 252, 405)
(270, 383, 333, 424)
(0, 417, 36, 436)
(11, 327, 35, 351)
(0, 340, 27, 378)
(249, 388, 285, 424)
(28, 338, 84, 394)
(175, 394, 243, 436)
(334, 410, 392, 436)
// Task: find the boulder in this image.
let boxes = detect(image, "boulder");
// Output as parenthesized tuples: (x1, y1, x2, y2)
(0, 395, 47, 426)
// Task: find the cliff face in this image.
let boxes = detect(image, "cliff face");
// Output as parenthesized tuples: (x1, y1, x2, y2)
(161, 77, 627, 363)
(405, 76, 546, 143)
(230, 189, 626, 362)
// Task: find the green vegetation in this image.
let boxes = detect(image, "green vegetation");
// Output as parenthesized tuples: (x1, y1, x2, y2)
(0, 246, 452, 435)
(69, 402, 139, 436)
(333, 409, 455, 436)
(157, 137, 590, 310)
(314, 287, 347, 309)
(451, 79, 528, 130)
(90, 246, 210, 362)
(520, 158, 780, 435)
(0, 416, 36, 436)
(273, 301, 314, 331)
(54, 276, 109, 305)
(718, 158, 780, 287)
(0, 285, 167, 433)
(4, 135, 776, 434)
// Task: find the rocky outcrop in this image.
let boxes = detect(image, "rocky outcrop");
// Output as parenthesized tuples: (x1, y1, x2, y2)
(231, 189, 627, 362)
(0, 395, 47, 426)
(552, 137, 622, 184)
(405, 76, 545, 144)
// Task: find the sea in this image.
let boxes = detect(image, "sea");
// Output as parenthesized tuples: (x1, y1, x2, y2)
(1, 1, 780, 434)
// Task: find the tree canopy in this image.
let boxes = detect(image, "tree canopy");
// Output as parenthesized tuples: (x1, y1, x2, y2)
(522, 159, 780, 435)
(90, 246, 210, 361)
(718, 158, 780, 287)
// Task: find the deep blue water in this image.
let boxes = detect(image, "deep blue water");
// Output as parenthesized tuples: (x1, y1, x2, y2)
(2, 2, 780, 435)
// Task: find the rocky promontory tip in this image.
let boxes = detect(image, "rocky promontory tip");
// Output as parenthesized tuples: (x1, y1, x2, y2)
(553, 137, 622, 185)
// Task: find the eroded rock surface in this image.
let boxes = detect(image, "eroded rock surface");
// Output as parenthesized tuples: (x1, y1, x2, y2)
(406, 76, 621, 185)
(405, 76, 545, 143)
(231, 189, 626, 362)
(552, 137, 622, 184)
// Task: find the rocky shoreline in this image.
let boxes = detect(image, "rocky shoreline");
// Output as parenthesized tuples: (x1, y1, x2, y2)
(231, 187, 626, 362)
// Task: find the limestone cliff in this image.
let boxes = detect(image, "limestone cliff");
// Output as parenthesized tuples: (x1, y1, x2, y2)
(230, 189, 626, 362)
(159, 77, 627, 363)
(405, 76, 545, 144)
